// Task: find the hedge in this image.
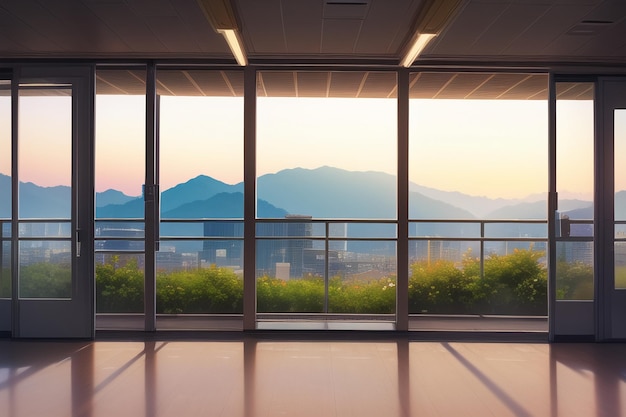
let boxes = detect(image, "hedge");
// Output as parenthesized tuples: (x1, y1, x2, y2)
(17, 248, 594, 315)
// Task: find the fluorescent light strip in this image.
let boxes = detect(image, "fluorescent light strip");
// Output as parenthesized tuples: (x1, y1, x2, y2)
(219, 29, 247, 66)
(400, 33, 436, 67)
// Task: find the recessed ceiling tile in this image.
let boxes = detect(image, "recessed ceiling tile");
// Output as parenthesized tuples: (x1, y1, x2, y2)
(236, 0, 286, 54)
(144, 15, 203, 53)
(410, 72, 455, 99)
(328, 71, 365, 97)
(258, 71, 296, 97)
(428, 1, 509, 56)
(0, 7, 62, 52)
(297, 72, 329, 97)
(470, 4, 551, 55)
(96, 69, 146, 95)
(282, 0, 324, 53)
(435, 73, 492, 99)
(88, 3, 164, 52)
(321, 18, 361, 54)
(358, 71, 397, 98)
(356, 0, 418, 55)
(126, 0, 177, 16)
(504, 4, 595, 56)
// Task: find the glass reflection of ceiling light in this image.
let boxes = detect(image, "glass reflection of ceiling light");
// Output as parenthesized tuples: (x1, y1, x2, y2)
(218, 29, 247, 66)
(400, 33, 436, 68)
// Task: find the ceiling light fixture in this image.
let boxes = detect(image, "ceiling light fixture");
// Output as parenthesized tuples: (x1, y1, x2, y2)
(219, 28, 247, 66)
(400, 0, 463, 67)
(197, 0, 247, 66)
(400, 33, 437, 67)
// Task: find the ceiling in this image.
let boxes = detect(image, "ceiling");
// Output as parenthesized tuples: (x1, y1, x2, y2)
(0, 0, 623, 98)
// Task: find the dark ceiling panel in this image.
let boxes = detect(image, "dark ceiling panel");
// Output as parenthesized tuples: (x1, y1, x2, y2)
(556, 82, 594, 100)
(359, 72, 397, 98)
(466, 73, 530, 99)
(87, 3, 161, 53)
(503, 4, 595, 56)
(321, 19, 362, 54)
(498, 74, 548, 99)
(470, 4, 550, 55)
(328, 72, 366, 97)
(0, 7, 62, 52)
(356, 0, 418, 55)
(96, 69, 146, 95)
(428, 2, 509, 56)
(237, 0, 286, 54)
(283, 0, 324, 53)
(157, 70, 198, 95)
(258, 71, 296, 97)
(184, 70, 237, 96)
(296, 72, 329, 97)
(434, 73, 492, 99)
(409, 72, 456, 99)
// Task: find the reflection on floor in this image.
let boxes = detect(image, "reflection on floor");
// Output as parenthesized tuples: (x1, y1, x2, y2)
(96, 314, 548, 333)
(0, 336, 624, 417)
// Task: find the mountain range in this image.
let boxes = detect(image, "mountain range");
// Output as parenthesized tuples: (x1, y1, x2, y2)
(0, 168, 602, 221)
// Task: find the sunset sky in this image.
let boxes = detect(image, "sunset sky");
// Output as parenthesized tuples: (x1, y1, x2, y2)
(0, 93, 602, 201)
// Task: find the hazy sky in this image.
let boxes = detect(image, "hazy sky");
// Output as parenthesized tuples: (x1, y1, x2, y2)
(0, 93, 601, 200)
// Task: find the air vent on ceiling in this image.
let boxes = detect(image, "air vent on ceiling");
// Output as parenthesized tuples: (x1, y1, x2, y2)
(323, 0, 370, 20)
(566, 20, 614, 36)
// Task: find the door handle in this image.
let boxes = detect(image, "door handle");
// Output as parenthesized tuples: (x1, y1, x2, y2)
(76, 229, 81, 257)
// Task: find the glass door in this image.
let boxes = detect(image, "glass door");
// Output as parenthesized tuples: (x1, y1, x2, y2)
(552, 80, 595, 338)
(14, 66, 94, 338)
(599, 78, 626, 340)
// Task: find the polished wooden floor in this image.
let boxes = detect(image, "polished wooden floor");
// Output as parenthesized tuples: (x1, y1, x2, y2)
(0, 336, 625, 417)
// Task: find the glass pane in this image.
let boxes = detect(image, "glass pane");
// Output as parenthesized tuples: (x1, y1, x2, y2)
(410, 72, 548, 221)
(409, 240, 547, 314)
(95, 253, 144, 313)
(616, 109, 626, 289)
(0, 80, 10, 220)
(156, 70, 244, 319)
(256, 71, 397, 220)
(410, 221, 480, 238)
(327, 240, 396, 314)
(95, 68, 145, 218)
(484, 222, 547, 238)
(256, 221, 322, 238)
(0, 241, 10, 298)
(556, 82, 594, 223)
(95, 69, 146, 323)
(332, 223, 396, 239)
(556, 242, 594, 300)
(0, 80, 9, 299)
(19, 221, 71, 238)
(19, 240, 71, 299)
(158, 70, 244, 219)
(18, 87, 71, 219)
(95, 219, 145, 251)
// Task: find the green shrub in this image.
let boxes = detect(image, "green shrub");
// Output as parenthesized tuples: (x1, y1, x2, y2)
(96, 256, 144, 312)
(409, 248, 548, 315)
(20, 262, 71, 298)
(92, 249, 558, 316)
(157, 265, 243, 313)
(556, 260, 593, 300)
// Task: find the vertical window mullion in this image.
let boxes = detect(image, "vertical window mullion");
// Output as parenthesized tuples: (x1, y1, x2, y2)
(397, 68, 409, 331)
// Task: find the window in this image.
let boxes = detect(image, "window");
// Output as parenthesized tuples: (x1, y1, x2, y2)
(409, 72, 549, 317)
(256, 71, 398, 318)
